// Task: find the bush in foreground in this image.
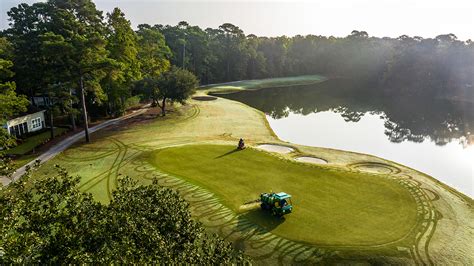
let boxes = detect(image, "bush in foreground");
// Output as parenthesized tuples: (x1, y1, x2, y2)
(0, 166, 245, 264)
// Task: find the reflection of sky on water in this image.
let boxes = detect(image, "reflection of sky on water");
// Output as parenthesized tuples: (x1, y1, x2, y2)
(267, 111, 474, 197)
(217, 79, 474, 198)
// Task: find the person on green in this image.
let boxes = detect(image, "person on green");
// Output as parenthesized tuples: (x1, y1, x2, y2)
(238, 138, 245, 150)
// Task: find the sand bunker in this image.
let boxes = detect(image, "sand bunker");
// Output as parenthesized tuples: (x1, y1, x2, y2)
(192, 96, 218, 101)
(257, 144, 294, 154)
(295, 156, 328, 164)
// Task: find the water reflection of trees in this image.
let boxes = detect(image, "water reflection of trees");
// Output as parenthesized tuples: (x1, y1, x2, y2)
(219, 79, 473, 146)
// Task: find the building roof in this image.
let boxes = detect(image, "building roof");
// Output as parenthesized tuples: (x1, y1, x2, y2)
(7, 107, 46, 121)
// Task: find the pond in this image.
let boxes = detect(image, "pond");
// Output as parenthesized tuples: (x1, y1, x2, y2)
(216, 79, 474, 197)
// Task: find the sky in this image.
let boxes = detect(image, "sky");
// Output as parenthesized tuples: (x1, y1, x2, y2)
(1, 0, 473, 40)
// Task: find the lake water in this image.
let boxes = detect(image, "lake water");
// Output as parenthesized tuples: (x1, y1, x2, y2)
(216, 79, 474, 197)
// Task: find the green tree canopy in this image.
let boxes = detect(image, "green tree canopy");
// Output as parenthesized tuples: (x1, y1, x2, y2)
(103, 7, 141, 116)
(136, 24, 171, 78)
(0, 38, 28, 125)
(0, 37, 28, 158)
(155, 67, 199, 115)
(0, 166, 245, 263)
(5, 4, 472, 121)
(6, 0, 112, 132)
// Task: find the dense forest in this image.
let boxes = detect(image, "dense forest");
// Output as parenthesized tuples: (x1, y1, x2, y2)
(1, 0, 473, 127)
(158, 25, 474, 102)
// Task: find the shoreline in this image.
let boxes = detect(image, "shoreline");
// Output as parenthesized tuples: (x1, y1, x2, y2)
(190, 89, 472, 263)
(200, 76, 472, 201)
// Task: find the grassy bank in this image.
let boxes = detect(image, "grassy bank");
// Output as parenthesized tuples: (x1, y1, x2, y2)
(7, 127, 69, 155)
(7, 128, 69, 169)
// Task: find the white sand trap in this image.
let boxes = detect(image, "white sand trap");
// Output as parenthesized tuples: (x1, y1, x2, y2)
(257, 144, 294, 154)
(295, 156, 328, 164)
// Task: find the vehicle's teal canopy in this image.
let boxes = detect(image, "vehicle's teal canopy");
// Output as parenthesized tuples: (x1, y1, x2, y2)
(275, 192, 291, 199)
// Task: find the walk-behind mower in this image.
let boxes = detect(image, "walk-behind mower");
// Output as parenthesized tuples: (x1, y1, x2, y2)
(260, 192, 293, 217)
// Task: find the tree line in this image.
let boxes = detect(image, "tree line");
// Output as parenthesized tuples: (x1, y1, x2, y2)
(1, 0, 198, 132)
(160, 25, 473, 100)
(2, 0, 473, 132)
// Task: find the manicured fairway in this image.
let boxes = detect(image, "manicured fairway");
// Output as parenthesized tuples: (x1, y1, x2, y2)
(150, 144, 418, 246)
(202, 74, 326, 93)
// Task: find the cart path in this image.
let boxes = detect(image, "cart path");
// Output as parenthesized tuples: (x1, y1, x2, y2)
(0, 105, 150, 186)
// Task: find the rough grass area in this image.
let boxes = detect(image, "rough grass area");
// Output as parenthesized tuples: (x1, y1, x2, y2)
(11, 153, 37, 169)
(201, 75, 326, 94)
(150, 144, 418, 246)
(7, 127, 68, 155)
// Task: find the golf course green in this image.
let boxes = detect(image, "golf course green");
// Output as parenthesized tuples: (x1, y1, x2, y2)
(150, 144, 418, 246)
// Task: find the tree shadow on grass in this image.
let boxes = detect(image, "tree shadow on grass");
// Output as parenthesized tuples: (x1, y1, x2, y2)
(238, 208, 286, 232)
(232, 208, 286, 251)
(214, 148, 240, 159)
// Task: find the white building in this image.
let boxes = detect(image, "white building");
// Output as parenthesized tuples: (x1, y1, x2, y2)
(5, 110, 46, 137)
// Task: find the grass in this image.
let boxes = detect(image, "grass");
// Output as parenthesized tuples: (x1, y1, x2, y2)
(200, 74, 326, 94)
(11, 154, 38, 169)
(7, 127, 68, 155)
(30, 75, 473, 264)
(149, 144, 418, 246)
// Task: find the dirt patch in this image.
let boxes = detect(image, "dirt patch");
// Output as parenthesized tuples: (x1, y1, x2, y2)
(192, 96, 218, 101)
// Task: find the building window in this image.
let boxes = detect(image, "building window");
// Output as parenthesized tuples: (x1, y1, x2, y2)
(22, 122, 28, 134)
(14, 125, 20, 137)
(31, 117, 42, 129)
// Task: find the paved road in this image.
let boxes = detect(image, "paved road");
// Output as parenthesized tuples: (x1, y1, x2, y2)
(1, 106, 149, 186)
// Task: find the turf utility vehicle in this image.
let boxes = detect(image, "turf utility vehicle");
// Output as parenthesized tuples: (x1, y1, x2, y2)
(260, 192, 293, 217)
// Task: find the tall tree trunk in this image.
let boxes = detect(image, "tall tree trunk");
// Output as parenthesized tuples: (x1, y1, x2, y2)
(182, 42, 186, 69)
(161, 98, 166, 116)
(80, 75, 90, 143)
(49, 109, 54, 140)
(159, 98, 166, 116)
(120, 96, 125, 116)
(70, 114, 76, 131)
(70, 89, 76, 130)
(105, 88, 109, 117)
(152, 90, 158, 107)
